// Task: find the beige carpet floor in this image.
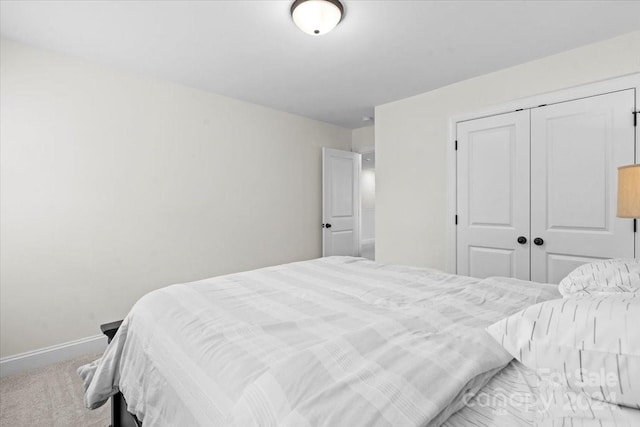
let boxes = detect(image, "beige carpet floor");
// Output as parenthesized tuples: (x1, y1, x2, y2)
(0, 352, 110, 426)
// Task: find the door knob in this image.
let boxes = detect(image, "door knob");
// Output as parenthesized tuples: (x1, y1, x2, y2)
(322, 223, 332, 229)
(533, 237, 544, 246)
(517, 236, 527, 244)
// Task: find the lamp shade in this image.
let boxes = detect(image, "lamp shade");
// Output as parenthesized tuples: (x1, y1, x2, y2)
(618, 164, 640, 218)
(291, 0, 343, 36)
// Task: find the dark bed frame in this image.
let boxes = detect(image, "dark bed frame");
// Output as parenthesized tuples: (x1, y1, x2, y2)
(100, 321, 142, 427)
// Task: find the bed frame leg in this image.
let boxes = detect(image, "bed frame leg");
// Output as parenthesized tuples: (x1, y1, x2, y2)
(111, 391, 120, 427)
(100, 321, 141, 427)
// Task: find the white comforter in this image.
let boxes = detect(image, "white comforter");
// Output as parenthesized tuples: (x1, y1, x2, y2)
(79, 257, 558, 426)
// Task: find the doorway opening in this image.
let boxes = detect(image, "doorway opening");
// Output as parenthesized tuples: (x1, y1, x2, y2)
(360, 149, 375, 260)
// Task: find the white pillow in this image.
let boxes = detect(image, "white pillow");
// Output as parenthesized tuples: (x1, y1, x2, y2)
(486, 294, 640, 408)
(558, 259, 640, 297)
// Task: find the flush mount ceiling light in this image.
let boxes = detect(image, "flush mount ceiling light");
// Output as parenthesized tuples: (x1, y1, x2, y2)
(291, 0, 344, 36)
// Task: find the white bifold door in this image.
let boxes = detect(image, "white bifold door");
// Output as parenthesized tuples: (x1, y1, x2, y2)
(457, 90, 636, 283)
(456, 110, 531, 280)
(322, 148, 361, 257)
(530, 91, 635, 282)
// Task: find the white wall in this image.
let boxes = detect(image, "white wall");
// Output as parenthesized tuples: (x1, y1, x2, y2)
(0, 39, 351, 357)
(360, 169, 375, 240)
(351, 125, 374, 153)
(375, 31, 640, 270)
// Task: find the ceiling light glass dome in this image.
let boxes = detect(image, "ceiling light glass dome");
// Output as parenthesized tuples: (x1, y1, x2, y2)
(291, 0, 344, 36)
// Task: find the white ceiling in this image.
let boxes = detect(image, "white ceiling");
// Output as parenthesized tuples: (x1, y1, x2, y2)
(1, 1, 639, 129)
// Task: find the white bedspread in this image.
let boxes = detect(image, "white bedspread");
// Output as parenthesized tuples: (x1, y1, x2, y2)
(444, 360, 640, 427)
(79, 257, 557, 426)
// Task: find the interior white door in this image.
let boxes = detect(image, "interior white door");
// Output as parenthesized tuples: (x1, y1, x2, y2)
(530, 90, 636, 283)
(456, 110, 530, 279)
(322, 148, 361, 257)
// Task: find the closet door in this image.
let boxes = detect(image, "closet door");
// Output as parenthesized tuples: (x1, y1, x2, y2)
(456, 110, 530, 279)
(530, 90, 636, 284)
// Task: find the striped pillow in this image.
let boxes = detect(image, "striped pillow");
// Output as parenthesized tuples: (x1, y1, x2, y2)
(558, 259, 640, 297)
(486, 294, 640, 408)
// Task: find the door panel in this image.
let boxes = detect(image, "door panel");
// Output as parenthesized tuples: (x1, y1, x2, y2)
(545, 111, 608, 229)
(331, 157, 355, 217)
(468, 246, 515, 278)
(546, 253, 608, 284)
(322, 148, 360, 257)
(530, 90, 636, 283)
(330, 230, 356, 256)
(469, 130, 514, 225)
(457, 110, 530, 279)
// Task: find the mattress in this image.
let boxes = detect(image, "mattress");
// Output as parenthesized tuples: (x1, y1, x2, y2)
(80, 256, 558, 426)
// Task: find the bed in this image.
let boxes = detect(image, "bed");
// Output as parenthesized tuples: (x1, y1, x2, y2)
(79, 256, 640, 426)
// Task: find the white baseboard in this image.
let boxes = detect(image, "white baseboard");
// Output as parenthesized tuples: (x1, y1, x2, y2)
(0, 334, 107, 378)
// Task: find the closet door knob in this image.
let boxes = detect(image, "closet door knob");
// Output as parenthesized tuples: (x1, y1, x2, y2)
(533, 237, 544, 246)
(517, 236, 527, 244)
